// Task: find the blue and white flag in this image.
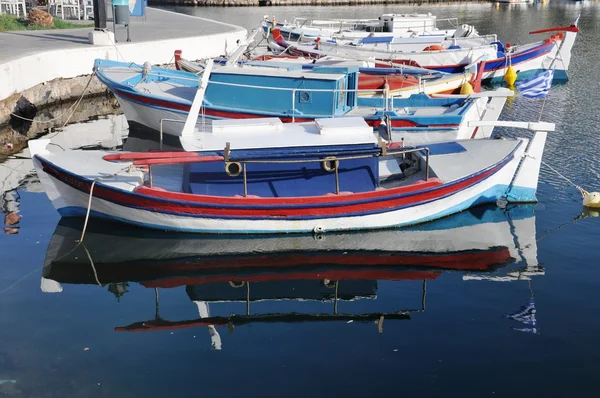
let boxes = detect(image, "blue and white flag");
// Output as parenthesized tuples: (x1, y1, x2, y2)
(506, 299, 539, 334)
(515, 69, 555, 99)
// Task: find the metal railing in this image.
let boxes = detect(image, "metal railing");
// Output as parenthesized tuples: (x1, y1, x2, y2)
(222, 145, 431, 197)
(146, 140, 431, 197)
(287, 16, 461, 34)
(193, 79, 437, 121)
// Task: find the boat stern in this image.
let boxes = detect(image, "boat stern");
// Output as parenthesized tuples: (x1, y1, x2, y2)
(505, 127, 549, 202)
(532, 15, 580, 81)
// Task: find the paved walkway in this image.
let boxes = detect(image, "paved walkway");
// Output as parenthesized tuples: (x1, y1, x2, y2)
(0, 7, 243, 63)
(0, 7, 247, 103)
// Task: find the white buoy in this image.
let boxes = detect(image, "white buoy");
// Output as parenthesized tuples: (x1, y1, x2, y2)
(583, 191, 600, 208)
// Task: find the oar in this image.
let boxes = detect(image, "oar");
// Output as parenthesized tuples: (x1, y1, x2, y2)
(180, 58, 214, 137)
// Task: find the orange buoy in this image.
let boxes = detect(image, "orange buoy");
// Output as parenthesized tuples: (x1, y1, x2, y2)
(423, 45, 445, 52)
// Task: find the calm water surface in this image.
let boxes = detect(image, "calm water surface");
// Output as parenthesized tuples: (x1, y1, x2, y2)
(1, 2, 600, 397)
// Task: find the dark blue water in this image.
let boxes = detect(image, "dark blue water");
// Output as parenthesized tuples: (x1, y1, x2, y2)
(2, 2, 600, 396)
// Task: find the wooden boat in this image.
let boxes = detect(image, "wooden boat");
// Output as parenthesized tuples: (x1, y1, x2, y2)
(29, 114, 552, 234)
(94, 58, 509, 139)
(272, 17, 580, 83)
(261, 13, 479, 41)
(319, 33, 500, 53)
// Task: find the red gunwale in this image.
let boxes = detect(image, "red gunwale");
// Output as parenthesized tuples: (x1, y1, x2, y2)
(529, 25, 579, 34)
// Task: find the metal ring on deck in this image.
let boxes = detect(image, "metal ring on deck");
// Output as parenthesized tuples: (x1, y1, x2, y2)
(321, 157, 339, 172)
(225, 161, 242, 177)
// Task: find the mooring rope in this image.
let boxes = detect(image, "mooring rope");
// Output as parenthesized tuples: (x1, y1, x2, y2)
(541, 159, 588, 198)
(80, 165, 138, 243)
(103, 30, 127, 62)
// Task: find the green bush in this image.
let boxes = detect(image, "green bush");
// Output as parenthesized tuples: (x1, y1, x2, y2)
(0, 13, 92, 32)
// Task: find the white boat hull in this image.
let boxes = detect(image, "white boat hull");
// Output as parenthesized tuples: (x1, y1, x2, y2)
(30, 131, 545, 234)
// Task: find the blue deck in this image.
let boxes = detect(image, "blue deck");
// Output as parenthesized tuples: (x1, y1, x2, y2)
(184, 145, 380, 198)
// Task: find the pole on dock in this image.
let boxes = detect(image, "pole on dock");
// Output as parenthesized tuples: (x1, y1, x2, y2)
(93, 0, 108, 30)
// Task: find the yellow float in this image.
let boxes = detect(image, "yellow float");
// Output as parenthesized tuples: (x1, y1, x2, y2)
(504, 65, 517, 87)
(460, 81, 474, 95)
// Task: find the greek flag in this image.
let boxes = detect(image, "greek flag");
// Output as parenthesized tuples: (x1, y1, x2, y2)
(505, 299, 539, 334)
(515, 69, 554, 98)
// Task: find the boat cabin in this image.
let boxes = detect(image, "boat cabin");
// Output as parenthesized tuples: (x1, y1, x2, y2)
(205, 64, 360, 118)
(375, 13, 437, 33)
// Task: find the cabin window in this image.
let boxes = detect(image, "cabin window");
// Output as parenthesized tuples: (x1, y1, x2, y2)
(299, 91, 311, 104)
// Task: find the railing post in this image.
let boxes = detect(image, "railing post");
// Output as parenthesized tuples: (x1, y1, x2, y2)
(334, 164, 340, 194)
(148, 165, 153, 187)
(292, 88, 296, 122)
(332, 90, 336, 118)
(385, 113, 392, 144)
(243, 163, 248, 197)
(159, 119, 164, 150)
(425, 148, 430, 181)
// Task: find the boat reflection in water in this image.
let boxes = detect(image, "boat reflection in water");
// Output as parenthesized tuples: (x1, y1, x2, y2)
(41, 204, 542, 349)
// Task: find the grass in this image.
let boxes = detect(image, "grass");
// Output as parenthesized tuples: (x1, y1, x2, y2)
(0, 14, 93, 32)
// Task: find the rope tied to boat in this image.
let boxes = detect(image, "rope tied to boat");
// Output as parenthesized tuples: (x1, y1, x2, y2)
(80, 164, 140, 244)
(541, 160, 587, 196)
(0, 157, 127, 294)
(540, 159, 600, 207)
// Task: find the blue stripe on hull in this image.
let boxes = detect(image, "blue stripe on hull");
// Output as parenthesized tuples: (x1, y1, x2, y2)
(429, 42, 566, 83)
(410, 185, 537, 227)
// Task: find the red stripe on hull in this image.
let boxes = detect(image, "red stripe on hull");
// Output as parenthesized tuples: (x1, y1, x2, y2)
(135, 178, 444, 206)
(116, 88, 456, 128)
